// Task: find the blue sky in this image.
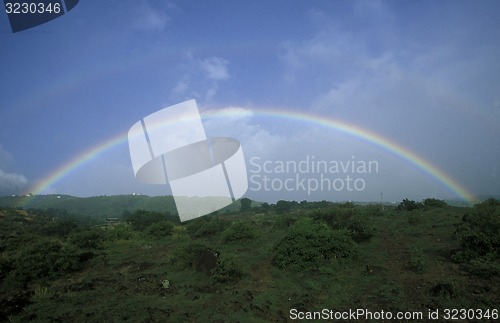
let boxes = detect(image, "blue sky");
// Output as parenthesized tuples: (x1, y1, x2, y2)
(0, 0, 499, 203)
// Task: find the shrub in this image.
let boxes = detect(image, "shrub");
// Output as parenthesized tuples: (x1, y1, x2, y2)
(210, 255, 243, 283)
(40, 218, 78, 238)
(221, 222, 256, 243)
(68, 228, 106, 249)
(273, 214, 299, 229)
(407, 214, 423, 225)
(125, 210, 169, 231)
(408, 246, 426, 272)
(312, 210, 374, 242)
(397, 198, 423, 211)
(363, 204, 384, 217)
(187, 217, 227, 238)
(273, 218, 358, 271)
(13, 239, 80, 282)
(146, 220, 174, 238)
(453, 198, 500, 263)
(423, 198, 448, 208)
(275, 200, 298, 214)
(105, 224, 136, 241)
(169, 241, 210, 270)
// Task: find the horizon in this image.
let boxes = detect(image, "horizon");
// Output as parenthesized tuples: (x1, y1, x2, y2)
(1, 1, 499, 209)
(2, 192, 492, 205)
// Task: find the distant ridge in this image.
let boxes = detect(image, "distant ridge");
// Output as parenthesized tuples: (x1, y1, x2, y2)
(0, 193, 490, 218)
(0, 194, 178, 218)
(0, 194, 245, 219)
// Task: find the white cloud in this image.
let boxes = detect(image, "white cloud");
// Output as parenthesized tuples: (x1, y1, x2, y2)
(133, 0, 174, 31)
(170, 55, 231, 103)
(171, 75, 190, 96)
(202, 106, 285, 159)
(204, 82, 218, 102)
(199, 57, 230, 81)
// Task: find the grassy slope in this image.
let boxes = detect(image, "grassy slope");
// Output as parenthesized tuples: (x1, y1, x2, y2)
(1, 205, 499, 322)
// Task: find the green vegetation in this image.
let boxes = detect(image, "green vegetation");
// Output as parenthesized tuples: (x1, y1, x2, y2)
(452, 198, 500, 278)
(221, 221, 256, 242)
(273, 218, 357, 270)
(0, 197, 498, 321)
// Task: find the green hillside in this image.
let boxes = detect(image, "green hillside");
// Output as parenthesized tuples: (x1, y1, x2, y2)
(0, 198, 498, 321)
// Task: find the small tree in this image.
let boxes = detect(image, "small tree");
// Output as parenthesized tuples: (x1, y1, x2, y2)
(423, 198, 448, 208)
(260, 202, 270, 214)
(397, 198, 423, 211)
(276, 200, 294, 214)
(240, 198, 252, 213)
(146, 220, 174, 238)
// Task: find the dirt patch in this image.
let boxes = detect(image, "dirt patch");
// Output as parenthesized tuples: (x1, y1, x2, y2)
(193, 249, 219, 274)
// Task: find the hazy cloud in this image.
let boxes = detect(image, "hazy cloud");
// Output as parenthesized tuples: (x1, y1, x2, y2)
(0, 145, 28, 195)
(0, 169, 28, 195)
(274, 3, 500, 200)
(0, 145, 15, 172)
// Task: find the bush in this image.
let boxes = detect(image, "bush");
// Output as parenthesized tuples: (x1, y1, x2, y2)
(187, 217, 227, 238)
(125, 210, 170, 231)
(12, 239, 80, 282)
(68, 228, 106, 249)
(40, 218, 78, 238)
(275, 200, 298, 214)
(146, 220, 174, 238)
(397, 198, 423, 211)
(363, 204, 384, 217)
(423, 198, 448, 208)
(408, 246, 426, 272)
(273, 218, 358, 271)
(311, 209, 374, 242)
(453, 199, 500, 263)
(169, 241, 210, 270)
(210, 255, 243, 283)
(104, 224, 136, 241)
(221, 222, 256, 243)
(273, 214, 299, 229)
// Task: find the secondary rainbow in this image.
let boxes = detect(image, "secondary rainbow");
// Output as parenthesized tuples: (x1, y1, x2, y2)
(22, 108, 477, 205)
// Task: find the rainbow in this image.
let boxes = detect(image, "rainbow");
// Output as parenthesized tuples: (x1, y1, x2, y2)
(21, 107, 478, 206)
